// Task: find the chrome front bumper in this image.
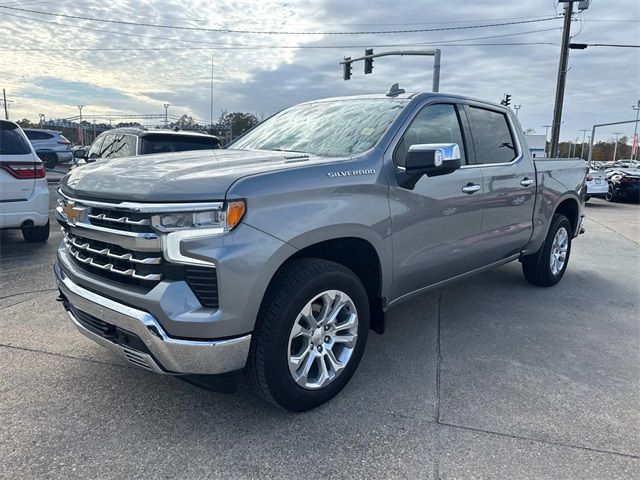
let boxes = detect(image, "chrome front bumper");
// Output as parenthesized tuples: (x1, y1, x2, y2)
(55, 263, 251, 375)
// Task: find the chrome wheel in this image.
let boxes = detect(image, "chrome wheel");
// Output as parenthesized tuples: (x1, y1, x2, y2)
(550, 227, 569, 276)
(287, 290, 358, 390)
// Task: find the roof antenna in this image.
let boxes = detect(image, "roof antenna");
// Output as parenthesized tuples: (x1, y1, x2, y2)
(386, 83, 405, 97)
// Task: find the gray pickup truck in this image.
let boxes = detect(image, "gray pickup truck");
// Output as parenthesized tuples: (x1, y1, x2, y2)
(55, 90, 587, 411)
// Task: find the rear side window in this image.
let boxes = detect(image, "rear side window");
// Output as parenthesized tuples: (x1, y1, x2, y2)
(467, 107, 517, 164)
(24, 130, 54, 140)
(0, 122, 31, 155)
(140, 134, 219, 155)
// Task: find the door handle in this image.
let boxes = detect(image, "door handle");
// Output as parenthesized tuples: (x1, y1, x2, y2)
(520, 178, 534, 187)
(462, 184, 481, 194)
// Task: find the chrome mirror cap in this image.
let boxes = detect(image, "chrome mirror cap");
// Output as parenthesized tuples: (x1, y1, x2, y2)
(408, 143, 461, 166)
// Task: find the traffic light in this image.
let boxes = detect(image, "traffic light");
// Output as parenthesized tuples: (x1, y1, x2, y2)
(501, 94, 511, 107)
(364, 49, 374, 74)
(343, 57, 352, 81)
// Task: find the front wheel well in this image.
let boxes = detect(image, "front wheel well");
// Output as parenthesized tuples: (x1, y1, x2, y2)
(274, 237, 386, 334)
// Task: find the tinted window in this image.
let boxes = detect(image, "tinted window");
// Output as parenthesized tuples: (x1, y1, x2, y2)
(232, 99, 407, 157)
(467, 107, 517, 164)
(0, 122, 31, 155)
(140, 134, 220, 155)
(394, 104, 467, 167)
(87, 135, 105, 158)
(25, 130, 53, 140)
(106, 134, 136, 158)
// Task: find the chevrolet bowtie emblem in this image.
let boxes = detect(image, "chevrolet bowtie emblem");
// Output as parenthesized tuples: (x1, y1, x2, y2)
(63, 202, 85, 224)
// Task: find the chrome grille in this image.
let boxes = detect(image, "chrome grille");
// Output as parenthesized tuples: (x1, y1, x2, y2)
(64, 232, 164, 283)
(88, 207, 153, 233)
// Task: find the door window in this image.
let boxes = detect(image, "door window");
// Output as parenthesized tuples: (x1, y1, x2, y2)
(87, 135, 105, 158)
(394, 104, 467, 167)
(467, 107, 517, 164)
(24, 130, 53, 141)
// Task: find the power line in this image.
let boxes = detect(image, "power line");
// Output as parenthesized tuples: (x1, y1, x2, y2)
(0, 11, 562, 51)
(0, 6, 562, 35)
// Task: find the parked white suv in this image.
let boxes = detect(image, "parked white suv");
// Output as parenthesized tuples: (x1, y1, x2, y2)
(0, 120, 50, 242)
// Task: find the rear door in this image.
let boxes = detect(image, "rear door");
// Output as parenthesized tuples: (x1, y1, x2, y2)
(388, 101, 485, 299)
(464, 104, 536, 264)
(0, 122, 37, 201)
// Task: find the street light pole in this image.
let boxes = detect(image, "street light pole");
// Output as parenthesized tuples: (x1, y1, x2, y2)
(632, 100, 640, 160)
(77, 105, 84, 146)
(550, 1, 574, 158)
(163, 103, 170, 127)
(514, 105, 522, 117)
(579, 129, 589, 159)
(542, 125, 552, 157)
(39, 113, 45, 129)
(612, 132, 622, 162)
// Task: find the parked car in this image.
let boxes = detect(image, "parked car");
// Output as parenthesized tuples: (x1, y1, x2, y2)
(54, 90, 587, 411)
(0, 120, 50, 242)
(606, 167, 640, 202)
(72, 127, 220, 163)
(23, 128, 72, 168)
(585, 168, 608, 201)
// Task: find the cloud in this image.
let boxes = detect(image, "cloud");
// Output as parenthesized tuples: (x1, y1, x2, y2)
(1, 0, 638, 141)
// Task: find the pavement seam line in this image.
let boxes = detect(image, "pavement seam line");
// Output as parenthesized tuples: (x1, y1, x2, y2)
(0, 342, 135, 371)
(438, 421, 640, 460)
(0, 288, 57, 301)
(586, 215, 639, 246)
(432, 290, 444, 480)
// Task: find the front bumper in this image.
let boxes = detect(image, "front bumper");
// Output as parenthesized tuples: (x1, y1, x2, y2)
(55, 262, 251, 375)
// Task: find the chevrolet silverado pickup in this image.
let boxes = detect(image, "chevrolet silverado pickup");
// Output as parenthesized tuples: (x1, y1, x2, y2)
(55, 90, 587, 411)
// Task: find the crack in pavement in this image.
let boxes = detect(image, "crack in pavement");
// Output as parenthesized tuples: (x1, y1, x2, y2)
(432, 290, 443, 480)
(0, 288, 57, 301)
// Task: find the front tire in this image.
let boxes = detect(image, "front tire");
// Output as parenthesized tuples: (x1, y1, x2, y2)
(246, 258, 370, 411)
(22, 220, 50, 243)
(522, 214, 572, 287)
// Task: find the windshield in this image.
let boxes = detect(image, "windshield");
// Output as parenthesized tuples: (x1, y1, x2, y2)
(231, 98, 408, 157)
(140, 134, 220, 155)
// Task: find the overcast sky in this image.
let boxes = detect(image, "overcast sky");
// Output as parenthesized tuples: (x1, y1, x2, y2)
(1, 0, 638, 142)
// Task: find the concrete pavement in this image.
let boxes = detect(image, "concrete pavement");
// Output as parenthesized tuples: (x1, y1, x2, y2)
(0, 200, 638, 479)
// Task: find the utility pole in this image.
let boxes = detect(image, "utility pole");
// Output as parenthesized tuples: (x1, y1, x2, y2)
(514, 105, 522, 117)
(550, 1, 574, 157)
(579, 129, 589, 159)
(77, 105, 84, 146)
(632, 100, 640, 160)
(612, 132, 622, 162)
(2, 89, 9, 120)
(163, 103, 170, 127)
(210, 58, 214, 133)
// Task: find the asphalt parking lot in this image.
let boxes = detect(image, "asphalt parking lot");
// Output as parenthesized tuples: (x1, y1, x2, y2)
(1, 191, 638, 479)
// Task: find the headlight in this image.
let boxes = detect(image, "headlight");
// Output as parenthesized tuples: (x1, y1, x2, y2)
(151, 200, 246, 232)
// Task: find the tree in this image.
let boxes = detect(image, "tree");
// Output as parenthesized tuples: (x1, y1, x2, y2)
(16, 118, 36, 128)
(218, 111, 259, 140)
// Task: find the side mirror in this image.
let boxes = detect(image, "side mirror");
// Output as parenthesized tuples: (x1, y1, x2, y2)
(397, 143, 462, 189)
(405, 143, 462, 176)
(73, 148, 87, 159)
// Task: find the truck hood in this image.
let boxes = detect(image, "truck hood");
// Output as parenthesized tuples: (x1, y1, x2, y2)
(60, 149, 327, 202)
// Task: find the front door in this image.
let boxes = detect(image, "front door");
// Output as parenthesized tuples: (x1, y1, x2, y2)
(388, 102, 486, 301)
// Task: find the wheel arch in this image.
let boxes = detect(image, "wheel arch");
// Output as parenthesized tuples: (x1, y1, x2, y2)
(264, 233, 388, 334)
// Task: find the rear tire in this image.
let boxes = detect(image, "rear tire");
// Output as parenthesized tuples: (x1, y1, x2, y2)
(39, 153, 57, 169)
(246, 258, 369, 411)
(22, 221, 50, 243)
(522, 214, 571, 287)
(605, 185, 616, 202)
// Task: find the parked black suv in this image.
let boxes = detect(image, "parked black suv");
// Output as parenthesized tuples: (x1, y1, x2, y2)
(73, 127, 220, 162)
